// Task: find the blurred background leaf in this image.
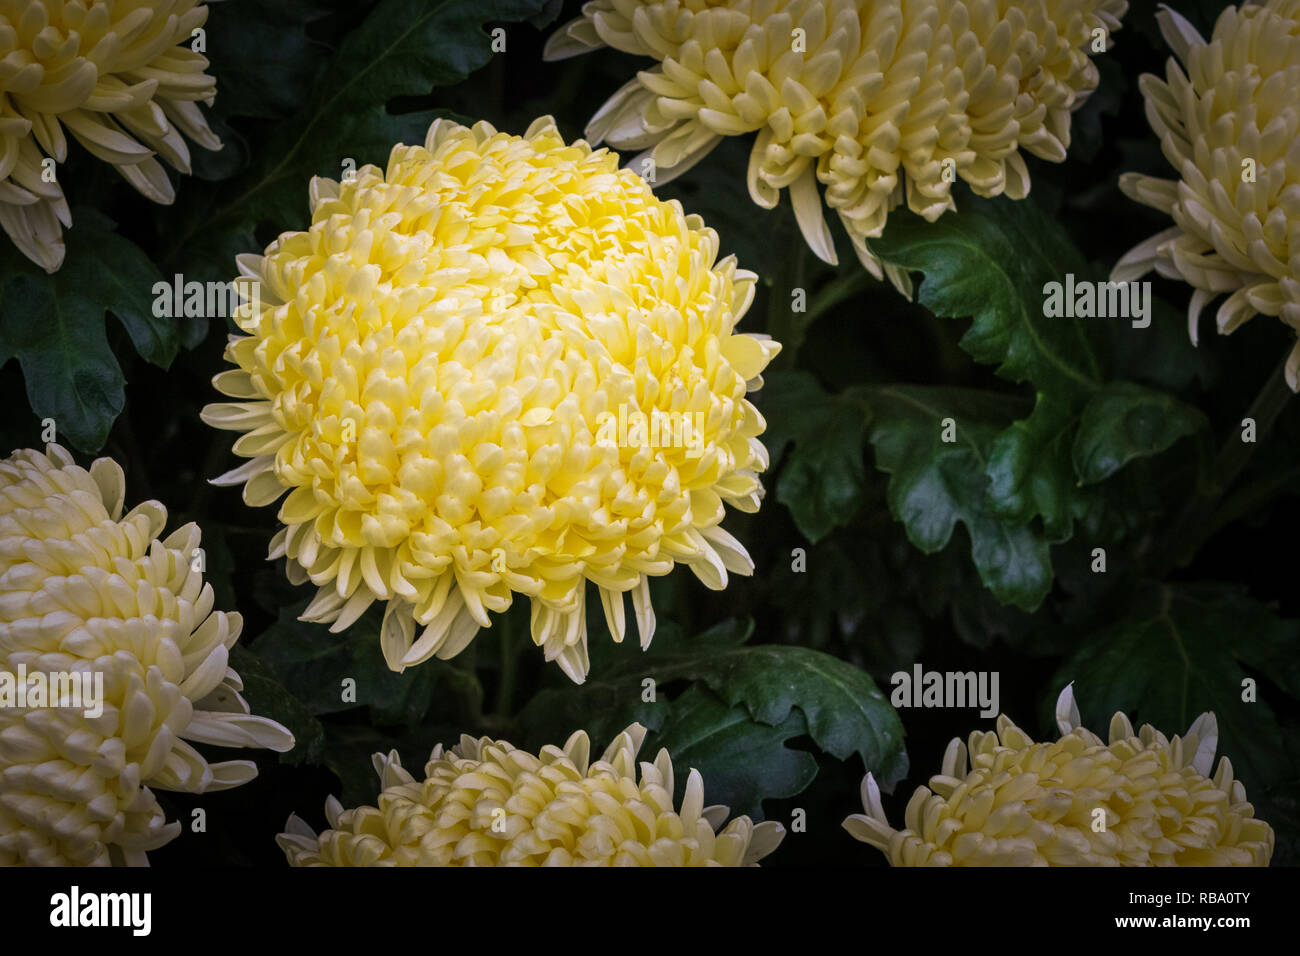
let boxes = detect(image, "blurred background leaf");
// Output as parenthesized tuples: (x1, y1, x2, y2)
(0, 210, 173, 451)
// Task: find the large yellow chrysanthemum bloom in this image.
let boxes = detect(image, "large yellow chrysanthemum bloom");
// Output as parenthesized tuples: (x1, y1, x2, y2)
(843, 685, 1273, 866)
(0, 0, 221, 272)
(202, 116, 778, 683)
(0, 445, 294, 866)
(1113, 2, 1300, 388)
(277, 722, 785, 866)
(546, 0, 1127, 292)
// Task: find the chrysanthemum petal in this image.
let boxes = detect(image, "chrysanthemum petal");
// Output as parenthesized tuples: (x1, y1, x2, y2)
(845, 687, 1273, 866)
(280, 723, 785, 866)
(553, 0, 1126, 276)
(0, 3, 220, 268)
(0, 444, 293, 866)
(204, 117, 776, 681)
(1116, 0, 1300, 381)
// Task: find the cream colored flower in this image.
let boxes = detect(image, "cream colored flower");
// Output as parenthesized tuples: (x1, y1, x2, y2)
(843, 684, 1273, 865)
(278, 722, 785, 866)
(202, 116, 778, 684)
(1113, 2, 1300, 387)
(547, 0, 1127, 293)
(0, 0, 222, 272)
(0, 444, 293, 866)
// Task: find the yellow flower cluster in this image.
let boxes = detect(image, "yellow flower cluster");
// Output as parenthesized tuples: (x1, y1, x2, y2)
(277, 723, 785, 866)
(547, 0, 1127, 292)
(0, 0, 221, 272)
(204, 116, 778, 683)
(1113, 2, 1300, 388)
(0, 445, 293, 866)
(843, 685, 1273, 865)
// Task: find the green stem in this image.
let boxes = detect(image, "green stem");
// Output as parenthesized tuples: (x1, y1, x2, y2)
(1212, 464, 1300, 534)
(1163, 354, 1293, 570)
(766, 246, 804, 365)
(766, 240, 876, 369)
(494, 610, 518, 717)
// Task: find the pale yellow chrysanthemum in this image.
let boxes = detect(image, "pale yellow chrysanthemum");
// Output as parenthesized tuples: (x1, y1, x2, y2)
(202, 116, 778, 684)
(277, 722, 785, 866)
(546, 0, 1127, 292)
(0, 444, 294, 866)
(0, 0, 222, 272)
(843, 685, 1273, 866)
(1113, 2, 1300, 387)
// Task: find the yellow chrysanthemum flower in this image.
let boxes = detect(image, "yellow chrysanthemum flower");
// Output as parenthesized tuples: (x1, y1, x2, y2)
(843, 685, 1273, 866)
(202, 116, 778, 683)
(0, 0, 221, 272)
(1113, 2, 1300, 387)
(0, 444, 294, 866)
(277, 722, 785, 866)
(546, 0, 1127, 292)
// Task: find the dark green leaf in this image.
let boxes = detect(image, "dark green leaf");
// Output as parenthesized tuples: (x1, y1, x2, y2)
(251, 602, 482, 728)
(985, 390, 1091, 541)
(63, 210, 177, 368)
(869, 195, 1104, 539)
(760, 370, 870, 542)
(650, 686, 819, 819)
(164, 0, 556, 280)
(0, 275, 122, 452)
(864, 384, 1054, 610)
(228, 645, 327, 767)
(866, 195, 1213, 601)
(1051, 584, 1300, 808)
(0, 210, 175, 451)
(1072, 381, 1207, 484)
(204, 0, 339, 125)
(519, 615, 907, 805)
(1097, 286, 1217, 392)
(870, 195, 1102, 395)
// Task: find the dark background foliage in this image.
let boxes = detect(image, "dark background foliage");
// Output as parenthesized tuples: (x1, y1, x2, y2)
(1, 0, 1297, 866)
